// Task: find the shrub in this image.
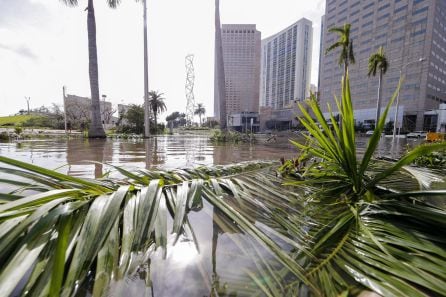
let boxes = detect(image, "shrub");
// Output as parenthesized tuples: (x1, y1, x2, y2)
(0, 131, 9, 140)
(14, 126, 23, 135)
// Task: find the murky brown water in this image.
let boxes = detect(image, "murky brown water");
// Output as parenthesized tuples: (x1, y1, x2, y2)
(0, 136, 299, 178)
(0, 135, 425, 297)
(0, 135, 422, 179)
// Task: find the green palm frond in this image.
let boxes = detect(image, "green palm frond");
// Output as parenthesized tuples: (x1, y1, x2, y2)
(328, 24, 350, 35)
(194, 103, 206, 116)
(148, 91, 167, 114)
(280, 49, 446, 296)
(106, 0, 121, 8)
(325, 41, 344, 54)
(59, 0, 79, 7)
(326, 23, 355, 71)
(348, 40, 355, 64)
(368, 46, 388, 77)
(60, 0, 122, 9)
(0, 157, 320, 296)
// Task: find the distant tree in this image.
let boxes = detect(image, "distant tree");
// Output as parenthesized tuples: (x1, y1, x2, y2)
(101, 104, 116, 125)
(368, 46, 389, 125)
(165, 111, 188, 128)
(178, 113, 187, 127)
(205, 119, 219, 129)
(325, 23, 355, 79)
(124, 104, 145, 134)
(148, 91, 167, 133)
(325, 23, 355, 130)
(165, 111, 180, 122)
(60, 0, 122, 138)
(194, 103, 206, 126)
(65, 100, 91, 130)
(384, 121, 394, 135)
(116, 109, 125, 126)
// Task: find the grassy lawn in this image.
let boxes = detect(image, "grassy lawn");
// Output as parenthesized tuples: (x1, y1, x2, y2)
(0, 115, 38, 126)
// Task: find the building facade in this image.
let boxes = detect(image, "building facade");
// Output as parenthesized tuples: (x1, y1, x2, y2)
(220, 24, 261, 129)
(258, 19, 313, 130)
(260, 18, 313, 109)
(319, 0, 446, 132)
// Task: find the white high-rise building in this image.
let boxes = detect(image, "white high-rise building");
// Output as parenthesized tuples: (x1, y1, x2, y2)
(260, 18, 313, 110)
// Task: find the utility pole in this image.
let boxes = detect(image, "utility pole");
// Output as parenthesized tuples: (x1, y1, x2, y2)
(143, 0, 151, 138)
(25, 97, 30, 115)
(63, 86, 67, 134)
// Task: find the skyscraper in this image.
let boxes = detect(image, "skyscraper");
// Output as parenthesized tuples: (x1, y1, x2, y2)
(318, 15, 325, 99)
(319, 0, 446, 131)
(213, 0, 226, 128)
(260, 18, 313, 109)
(220, 24, 261, 122)
(258, 19, 313, 129)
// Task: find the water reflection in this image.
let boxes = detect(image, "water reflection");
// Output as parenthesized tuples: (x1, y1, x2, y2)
(66, 139, 111, 178)
(109, 198, 265, 297)
(145, 138, 165, 169)
(0, 135, 429, 296)
(0, 136, 425, 179)
(0, 136, 298, 178)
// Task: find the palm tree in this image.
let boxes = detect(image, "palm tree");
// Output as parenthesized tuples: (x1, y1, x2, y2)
(325, 23, 355, 78)
(141, 0, 151, 138)
(148, 91, 166, 133)
(194, 103, 206, 126)
(60, 0, 121, 138)
(368, 46, 389, 127)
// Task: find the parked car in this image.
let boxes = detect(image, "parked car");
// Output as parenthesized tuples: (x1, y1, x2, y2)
(365, 130, 374, 136)
(406, 131, 428, 139)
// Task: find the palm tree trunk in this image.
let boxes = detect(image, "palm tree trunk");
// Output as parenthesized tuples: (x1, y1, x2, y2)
(375, 71, 383, 127)
(87, 0, 106, 138)
(154, 111, 157, 134)
(199, 114, 202, 127)
(143, 0, 151, 138)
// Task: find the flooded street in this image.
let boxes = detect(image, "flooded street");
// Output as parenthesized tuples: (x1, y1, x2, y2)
(0, 135, 298, 178)
(0, 134, 426, 297)
(0, 135, 422, 179)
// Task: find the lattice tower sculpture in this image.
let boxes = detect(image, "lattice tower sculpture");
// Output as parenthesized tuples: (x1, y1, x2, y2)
(185, 54, 196, 126)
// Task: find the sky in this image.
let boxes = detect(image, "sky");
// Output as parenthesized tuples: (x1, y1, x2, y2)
(0, 0, 325, 121)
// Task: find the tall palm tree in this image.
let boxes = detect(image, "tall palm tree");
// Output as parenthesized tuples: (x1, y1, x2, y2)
(148, 91, 166, 133)
(60, 0, 121, 138)
(325, 23, 355, 78)
(194, 103, 206, 126)
(141, 0, 151, 138)
(368, 46, 389, 127)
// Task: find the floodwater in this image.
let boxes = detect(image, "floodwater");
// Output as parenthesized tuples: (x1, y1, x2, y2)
(0, 135, 421, 178)
(0, 135, 299, 178)
(0, 135, 424, 297)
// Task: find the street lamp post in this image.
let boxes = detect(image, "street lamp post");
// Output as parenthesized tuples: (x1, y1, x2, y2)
(392, 57, 425, 140)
